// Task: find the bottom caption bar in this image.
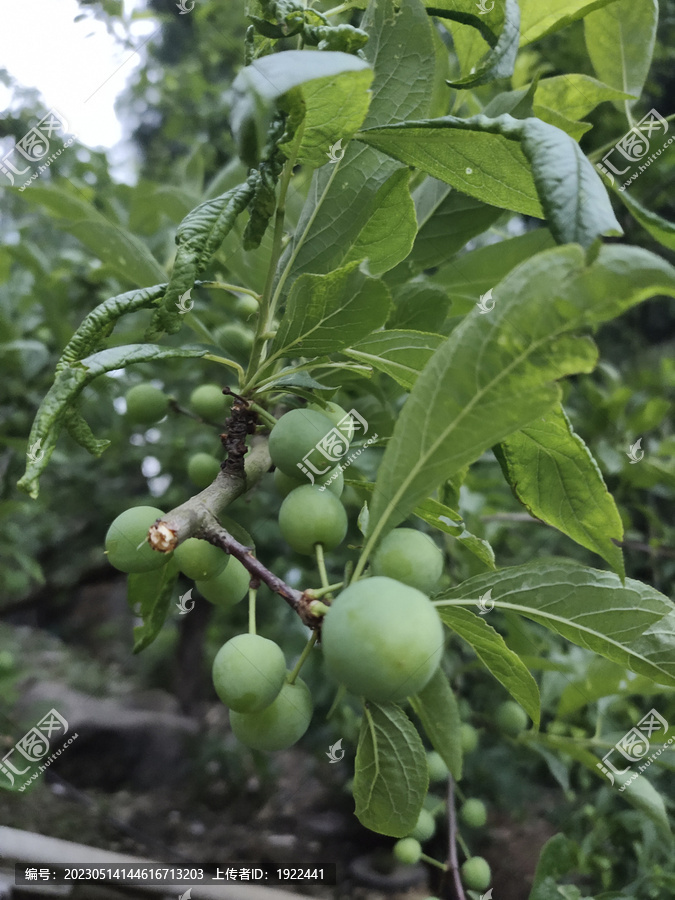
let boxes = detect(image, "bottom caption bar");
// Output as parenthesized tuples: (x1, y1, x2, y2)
(16, 864, 337, 886)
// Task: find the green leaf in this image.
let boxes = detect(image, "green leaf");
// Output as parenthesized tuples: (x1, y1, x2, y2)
(496, 404, 625, 576)
(529, 834, 579, 899)
(129, 559, 180, 653)
(520, 0, 622, 46)
(584, 0, 658, 103)
(18, 344, 208, 499)
(258, 370, 336, 394)
(343, 169, 417, 275)
(389, 281, 451, 333)
(23, 185, 167, 287)
(230, 50, 372, 166)
(409, 668, 463, 780)
(534, 74, 634, 123)
(438, 607, 541, 726)
(363, 243, 675, 551)
(357, 114, 622, 247)
(281, 68, 374, 169)
(342, 329, 444, 390)
(274, 0, 436, 290)
(617, 189, 675, 251)
(446, 0, 520, 89)
(413, 497, 496, 570)
(268, 262, 391, 363)
(434, 559, 675, 687)
(354, 701, 428, 836)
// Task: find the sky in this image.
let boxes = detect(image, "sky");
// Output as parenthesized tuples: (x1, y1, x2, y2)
(0, 0, 157, 173)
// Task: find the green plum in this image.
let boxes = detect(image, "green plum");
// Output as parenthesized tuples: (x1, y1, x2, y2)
(229, 677, 313, 751)
(426, 750, 449, 783)
(105, 506, 169, 573)
(269, 408, 348, 479)
(174, 538, 228, 581)
(371, 528, 443, 594)
(308, 401, 354, 442)
(189, 384, 231, 421)
(461, 857, 491, 892)
(197, 557, 251, 606)
(460, 798, 487, 828)
(124, 384, 169, 425)
(278, 485, 348, 555)
(212, 634, 286, 712)
(274, 466, 344, 498)
(187, 452, 221, 489)
(393, 838, 422, 865)
(496, 700, 529, 736)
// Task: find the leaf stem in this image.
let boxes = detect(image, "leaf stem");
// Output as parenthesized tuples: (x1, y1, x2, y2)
(315, 543, 331, 593)
(198, 280, 261, 301)
(203, 352, 246, 383)
(287, 631, 318, 684)
(306, 581, 343, 599)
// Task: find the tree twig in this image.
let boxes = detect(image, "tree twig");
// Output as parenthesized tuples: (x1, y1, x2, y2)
(447, 776, 467, 900)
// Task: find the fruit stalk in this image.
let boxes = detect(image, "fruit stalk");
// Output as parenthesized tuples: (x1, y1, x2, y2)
(447, 776, 467, 900)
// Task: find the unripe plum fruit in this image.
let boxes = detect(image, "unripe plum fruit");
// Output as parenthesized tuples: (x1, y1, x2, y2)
(409, 808, 436, 843)
(235, 295, 259, 318)
(174, 538, 228, 581)
(460, 798, 487, 828)
(460, 723, 479, 754)
(124, 384, 169, 425)
(426, 750, 449, 783)
(187, 452, 221, 489)
(461, 856, 491, 892)
(197, 557, 251, 606)
(229, 677, 313, 751)
(393, 838, 422, 865)
(105, 506, 169, 573)
(307, 401, 354, 442)
(212, 634, 286, 712)
(278, 485, 348, 555)
(371, 528, 443, 594)
(214, 323, 254, 359)
(496, 700, 529, 736)
(274, 466, 344, 498)
(321, 576, 444, 703)
(269, 409, 348, 478)
(189, 384, 231, 421)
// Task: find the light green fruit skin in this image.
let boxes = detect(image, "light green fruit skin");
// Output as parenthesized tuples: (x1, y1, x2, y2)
(461, 857, 491, 892)
(212, 634, 286, 713)
(0, 650, 15, 672)
(235, 295, 259, 318)
(187, 452, 221, 489)
(371, 528, 443, 594)
(274, 466, 344, 498)
(269, 409, 347, 479)
(460, 723, 479, 754)
(229, 677, 313, 751)
(189, 384, 230, 421)
(174, 538, 228, 581)
(393, 838, 422, 865)
(409, 808, 436, 843)
(426, 750, 449, 783)
(307, 401, 354, 442)
(460, 798, 487, 828)
(197, 557, 251, 607)
(105, 506, 170, 574)
(214, 323, 254, 358)
(278, 486, 348, 555)
(321, 576, 444, 703)
(496, 700, 529, 736)
(124, 384, 169, 425)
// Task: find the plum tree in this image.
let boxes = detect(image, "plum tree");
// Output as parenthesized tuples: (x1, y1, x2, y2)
(212, 634, 286, 712)
(371, 528, 443, 594)
(409, 808, 436, 842)
(278, 485, 348, 555)
(189, 384, 231, 421)
(124, 384, 169, 425)
(496, 700, 529, 736)
(321, 577, 444, 702)
(269, 408, 348, 478)
(460, 798, 487, 828)
(460, 723, 479, 755)
(174, 538, 228, 580)
(426, 750, 449, 783)
(307, 400, 354, 442)
(393, 838, 422, 865)
(229, 678, 313, 751)
(105, 506, 169, 573)
(274, 465, 344, 498)
(461, 856, 491, 891)
(187, 452, 221, 488)
(196, 557, 251, 606)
